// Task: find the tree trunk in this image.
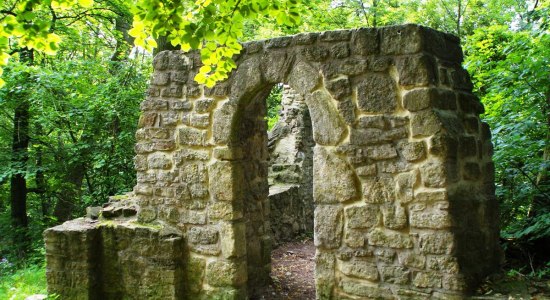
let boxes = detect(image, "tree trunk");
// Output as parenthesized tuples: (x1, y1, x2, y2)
(10, 99, 30, 229)
(528, 90, 550, 218)
(154, 35, 180, 55)
(10, 48, 33, 232)
(52, 163, 85, 223)
(110, 16, 135, 62)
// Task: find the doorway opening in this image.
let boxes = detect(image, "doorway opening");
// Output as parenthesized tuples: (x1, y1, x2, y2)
(263, 84, 316, 299)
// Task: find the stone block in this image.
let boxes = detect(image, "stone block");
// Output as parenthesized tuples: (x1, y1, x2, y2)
(339, 279, 393, 299)
(357, 73, 397, 113)
(357, 116, 386, 129)
(398, 141, 426, 162)
(230, 57, 263, 100)
(288, 61, 320, 95)
(302, 46, 330, 61)
(184, 257, 206, 295)
(420, 160, 447, 188)
(418, 232, 454, 254)
(344, 230, 366, 248)
(220, 222, 247, 259)
(294, 32, 317, 45)
(153, 52, 170, 70)
(171, 70, 189, 83)
(331, 43, 350, 58)
(413, 271, 442, 288)
(265, 36, 292, 48)
(174, 149, 210, 164)
(396, 54, 436, 86)
(398, 252, 426, 269)
(147, 153, 172, 170)
(141, 100, 169, 111)
(351, 27, 379, 55)
(337, 98, 356, 125)
(367, 228, 413, 248)
(326, 77, 351, 100)
(195, 99, 215, 113)
(442, 274, 467, 291)
(243, 40, 264, 53)
(138, 112, 158, 128)
(339, 260, 379, 281)
(355, 164, 377, 177)
(403, 88, 457, 111)
(188, 226, 219, 245)
(345, 205, 380, 229)
(305, 90, 347, 145)
(368, 144, 398, 160)
(374, 248, 396, 263)
(427, 256, 459, 274)
(379, 265, 410, 284)
(463, 162, 481, 180)
(314, 205, 343, 249)
(369, 57, 392, 72)
(161, 85, 184, 98)
(208, 161, 242, 202)
(189, 114, 210, 128)
(178, 126, 207, 146)
(315, 251, 336, 299)
(208, 201, 243, 221)
(380, 24, 424, 55)
(320, 30, 351, 41)
(212, 101, 237, 145)
(262, 50, 294, 83)
(429, 133, 458, 158)
(363, 177, 395, 203)
(381, 203, 407, 229)
(322, 58, 368, 79)
(152, 140, 176, 151)
(410, 204, 451, 229)
(459, 136, 478, 158)
(411, 110, 442, 137)
(350, 128, 388, 145)
(313, 147, 358, 203)
(205, 260, 247, 287)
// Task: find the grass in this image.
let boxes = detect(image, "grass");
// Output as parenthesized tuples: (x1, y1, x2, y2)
(0, 264, 48, 300)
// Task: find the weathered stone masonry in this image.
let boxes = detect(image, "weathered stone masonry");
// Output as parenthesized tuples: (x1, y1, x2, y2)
(45, 24, 501, 299)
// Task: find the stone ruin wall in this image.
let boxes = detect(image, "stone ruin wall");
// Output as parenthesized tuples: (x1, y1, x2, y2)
(44, 24, 501, 299)
(267, 85, 315, 245)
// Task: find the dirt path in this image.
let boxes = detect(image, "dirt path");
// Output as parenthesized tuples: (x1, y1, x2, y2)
(255, 239, 316, 300)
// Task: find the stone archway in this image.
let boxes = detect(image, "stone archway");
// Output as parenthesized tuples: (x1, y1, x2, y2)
(45, 24, 501, 300)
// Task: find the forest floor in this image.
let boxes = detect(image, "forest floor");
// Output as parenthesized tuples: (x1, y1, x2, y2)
(255, 239, 550, 300)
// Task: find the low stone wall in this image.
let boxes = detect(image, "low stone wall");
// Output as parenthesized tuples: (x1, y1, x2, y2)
(45, 24, 501, 299)
(44, 197, 186, 299)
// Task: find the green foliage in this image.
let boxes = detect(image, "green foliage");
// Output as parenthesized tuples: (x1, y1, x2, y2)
(464, 23, 549, 233)
(0, 0, 96, 87)
(0, 264, 48, 300)
(0, 24, 149, 260)
(130, 0, 303, 87)
(266, 84, 282, 130)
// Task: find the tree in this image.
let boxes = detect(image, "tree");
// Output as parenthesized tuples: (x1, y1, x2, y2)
(0, 0, 140, 255)
(407, 0, 522, 38)
(464, 2, 549, 266)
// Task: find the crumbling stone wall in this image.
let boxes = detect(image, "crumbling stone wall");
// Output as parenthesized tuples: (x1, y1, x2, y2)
(45, 24, 501, 299)
(267, 85, 315, 245)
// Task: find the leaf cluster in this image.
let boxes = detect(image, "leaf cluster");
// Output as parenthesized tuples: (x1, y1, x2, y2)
(129, 0, 303, 87)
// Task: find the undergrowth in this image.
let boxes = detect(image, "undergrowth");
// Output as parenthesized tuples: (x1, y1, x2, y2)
(0, 264, 48, 300)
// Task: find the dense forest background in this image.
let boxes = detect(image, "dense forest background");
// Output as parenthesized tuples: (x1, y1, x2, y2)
(0, 0, 548, 298)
